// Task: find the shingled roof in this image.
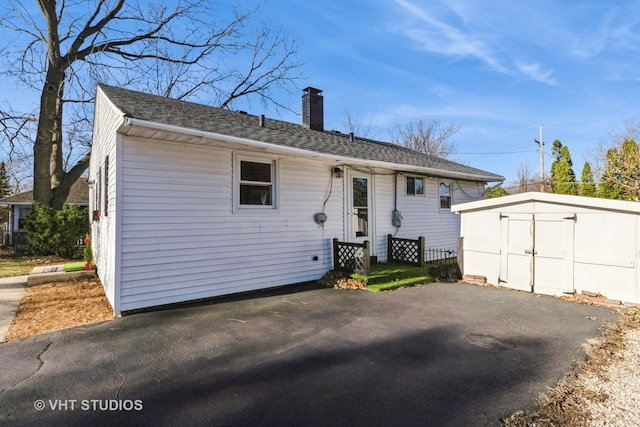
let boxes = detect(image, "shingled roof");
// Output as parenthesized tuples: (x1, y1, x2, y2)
(0, 178, 89, 205)
(98, 84, 503, 182)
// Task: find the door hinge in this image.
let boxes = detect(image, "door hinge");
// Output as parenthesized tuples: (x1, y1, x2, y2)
(563, 214, 577, 221)
(524, 249, 537, 255)
(499, 213, 508, 220)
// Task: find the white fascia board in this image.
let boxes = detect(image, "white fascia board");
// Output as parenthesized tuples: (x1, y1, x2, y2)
(123, 117, 502, 183)
(0, 201, 33, 207)
(453, 191, 640, 214)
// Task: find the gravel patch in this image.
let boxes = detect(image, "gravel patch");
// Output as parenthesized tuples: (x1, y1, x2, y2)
(584, 327, 640, 426)
(503, 308, 640, 426)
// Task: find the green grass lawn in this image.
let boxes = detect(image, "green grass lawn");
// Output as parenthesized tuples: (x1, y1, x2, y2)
(0, 257, 38, 278)
(354, 263, 433, 292)
(0, 250, 81, 278)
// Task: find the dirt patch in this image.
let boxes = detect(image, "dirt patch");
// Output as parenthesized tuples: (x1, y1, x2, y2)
(2, 278, 113, 343)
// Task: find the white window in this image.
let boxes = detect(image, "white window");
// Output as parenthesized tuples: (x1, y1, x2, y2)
(17, 207, 31, 230)
(439, 182, 452, 209)
(95, 167, 102, 218)
(406, 176, 424, 196)
(103, 156, 109, 216)
(236, 156, 277, 209)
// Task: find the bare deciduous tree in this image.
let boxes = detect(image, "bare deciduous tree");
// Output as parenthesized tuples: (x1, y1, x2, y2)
(389, 118, 459, 159)
(340, 108, 373, 139)
(0, 0, 304, 209)
(514, 162, 540, 193)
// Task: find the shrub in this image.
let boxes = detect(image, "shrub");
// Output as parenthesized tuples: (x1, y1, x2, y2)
(24, 202, 88, 257)
(83, 234, 92, 264)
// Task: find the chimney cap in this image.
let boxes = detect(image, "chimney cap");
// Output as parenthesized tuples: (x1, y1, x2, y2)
(303, 87, 323, 95)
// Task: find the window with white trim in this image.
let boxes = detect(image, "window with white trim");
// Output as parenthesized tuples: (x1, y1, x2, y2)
(103, 156, 109, 216)
(406, 176, 424, 195)
(439, 182, 451, 209)
(96, 167, 102, 216)
(237, 158, 276, 208)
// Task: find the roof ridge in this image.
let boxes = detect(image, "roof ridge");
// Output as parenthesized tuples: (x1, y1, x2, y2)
(97, 84, 503, 182)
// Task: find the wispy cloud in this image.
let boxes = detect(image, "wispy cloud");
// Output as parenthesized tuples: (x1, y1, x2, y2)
(515, 62, 557, 85)
(392, 0, 565, 86)
(393, 0, 506, 73)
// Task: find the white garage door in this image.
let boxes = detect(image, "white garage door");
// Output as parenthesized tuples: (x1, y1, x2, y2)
(499, 213, 575, 295)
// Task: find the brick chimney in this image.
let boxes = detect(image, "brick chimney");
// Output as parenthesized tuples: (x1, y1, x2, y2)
(302, 87, 323, 131)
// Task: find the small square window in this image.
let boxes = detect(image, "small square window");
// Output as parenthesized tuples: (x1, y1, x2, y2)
(439, 182, 451, 209)
(238, 159, 275, 207)
(406, 177, 424, 195)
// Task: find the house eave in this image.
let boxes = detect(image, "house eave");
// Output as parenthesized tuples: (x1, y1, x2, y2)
(123, 117, 503, 183)
(452, 191, 640, 215)
(0, 201, 33, 207)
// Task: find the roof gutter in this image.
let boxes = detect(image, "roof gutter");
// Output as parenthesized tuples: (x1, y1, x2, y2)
(124, 117, 503, 182)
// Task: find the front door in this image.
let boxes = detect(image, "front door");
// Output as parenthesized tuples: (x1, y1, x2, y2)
(346, 170, 373, 244)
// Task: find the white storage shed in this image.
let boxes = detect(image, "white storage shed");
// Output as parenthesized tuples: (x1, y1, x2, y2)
(453, 192, 640, 304)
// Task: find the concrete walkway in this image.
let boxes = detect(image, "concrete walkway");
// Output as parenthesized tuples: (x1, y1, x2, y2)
(0, 275, 28, 341)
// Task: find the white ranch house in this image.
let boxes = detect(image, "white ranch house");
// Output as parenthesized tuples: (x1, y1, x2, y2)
(90, 85, 503, 315)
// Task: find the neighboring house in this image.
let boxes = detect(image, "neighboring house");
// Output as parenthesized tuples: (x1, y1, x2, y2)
(453, 192, 640, 304)
(0, 178, 89, 246)
(90, 84, 503, 315)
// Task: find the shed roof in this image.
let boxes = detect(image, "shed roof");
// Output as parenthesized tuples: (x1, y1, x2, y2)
(97, 84, 503, 183)
(452, 191, 640, 215)
(0, 178, 89, 206)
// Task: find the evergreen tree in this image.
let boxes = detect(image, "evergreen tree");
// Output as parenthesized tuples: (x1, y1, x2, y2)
(580, 162, 596, 197)
(598, 147, 622, 199)
(0, 162, 10, 198)
(598, 139, 640, 200)
(549, 140, 577, 194)
(485, 184, 508, 199)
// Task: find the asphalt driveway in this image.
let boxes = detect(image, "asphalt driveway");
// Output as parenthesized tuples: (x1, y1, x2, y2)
(0, 281, 617, 426)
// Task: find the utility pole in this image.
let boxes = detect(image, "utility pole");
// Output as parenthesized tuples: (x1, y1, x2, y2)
(535, 124, 545, 192)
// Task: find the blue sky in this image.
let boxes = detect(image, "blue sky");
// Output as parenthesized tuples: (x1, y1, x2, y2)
(247, 0, 640, 188)
(3, 0, 640, 190)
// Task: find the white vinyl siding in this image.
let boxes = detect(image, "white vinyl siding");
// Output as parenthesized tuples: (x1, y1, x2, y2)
(118, 137, 342, 312)
(90, 88, 122, 313)
(394, 177, 482, 250)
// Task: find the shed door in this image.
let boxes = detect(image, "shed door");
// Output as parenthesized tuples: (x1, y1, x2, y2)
(533, 214, 575, 296)
(499, 213, 575, 295)
(500, 214, 534, 292)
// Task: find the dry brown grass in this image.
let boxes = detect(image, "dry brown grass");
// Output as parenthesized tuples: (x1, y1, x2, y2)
(2, 277, 113, 343)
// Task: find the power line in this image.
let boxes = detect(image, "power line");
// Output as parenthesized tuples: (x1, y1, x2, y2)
(458, 149, 534, 155)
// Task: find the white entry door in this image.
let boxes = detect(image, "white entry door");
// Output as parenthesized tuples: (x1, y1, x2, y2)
(346, 170, 373, 244)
